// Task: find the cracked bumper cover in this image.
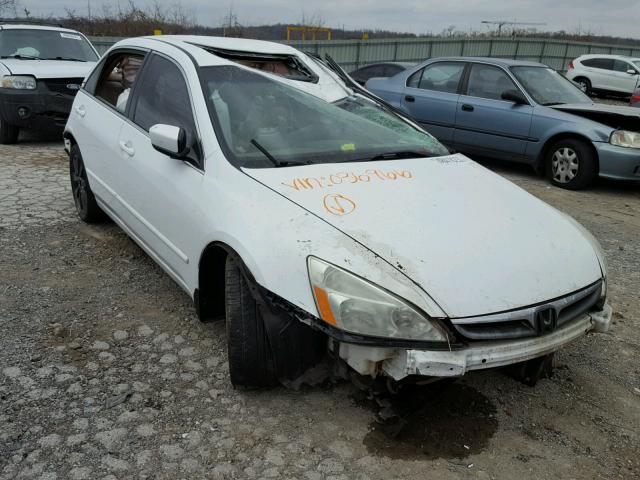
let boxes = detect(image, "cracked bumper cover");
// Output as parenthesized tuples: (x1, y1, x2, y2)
(340, 303, 612, 381)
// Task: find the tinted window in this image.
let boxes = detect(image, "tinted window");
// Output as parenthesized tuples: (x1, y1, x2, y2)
(418, 63, 464, 93)
(467, 64, 518, 100)
(582, 58, 614, 70)
(0, 29, 98, 61)
(406, 68, 423, 88)
(132, 54, 197, 149)
(613, 59, 635, 73)
(94, 52, 145, 112)
(383, 64, 404, 76)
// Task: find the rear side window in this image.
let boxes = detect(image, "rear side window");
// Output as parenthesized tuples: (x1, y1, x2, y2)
(131, 55, 198, 151)
(416, 63, 465, 93)
(93, 51, 146, 113)
(582, 58, 614, 70)
(467, 64, 518, 100)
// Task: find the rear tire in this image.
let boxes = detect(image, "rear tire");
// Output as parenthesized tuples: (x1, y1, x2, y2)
(0, 118, 19, 144)
(225, 254, 278, 388)
(545, 138, 597, 190)
(574, 77, 591, 95)
(69, 144, 106, 222)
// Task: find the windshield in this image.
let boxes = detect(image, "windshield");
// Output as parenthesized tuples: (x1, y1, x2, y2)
(633, 60, 640, 69)
(511, 66, 592, 105)
(201, 65, 448, 168)
(0, 29, 98, 61)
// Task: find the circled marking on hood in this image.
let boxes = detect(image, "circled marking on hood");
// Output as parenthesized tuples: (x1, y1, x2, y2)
(323, 193, 356, 216)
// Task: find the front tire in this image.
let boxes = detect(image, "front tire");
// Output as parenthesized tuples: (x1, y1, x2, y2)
(225, 254, 278, 388)
(69, 144, 105, 222)
(0, 118, 19, 144)
(546, 138, 597, 190)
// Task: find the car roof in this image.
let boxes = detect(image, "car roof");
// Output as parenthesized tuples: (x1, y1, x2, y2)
(150, 35, 302, 58)
(0, 24, 82, 34)
(577, 53, 636, 60)
(425, 56, 546, 68)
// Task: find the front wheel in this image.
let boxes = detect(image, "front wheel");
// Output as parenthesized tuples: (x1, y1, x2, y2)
(546, 138, 597, 190)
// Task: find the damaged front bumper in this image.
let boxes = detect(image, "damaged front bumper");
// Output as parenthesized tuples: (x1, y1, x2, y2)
(338, 303, 612, 381)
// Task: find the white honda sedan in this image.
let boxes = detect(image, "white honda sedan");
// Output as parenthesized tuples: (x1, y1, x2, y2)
(64, 36, 611, 388)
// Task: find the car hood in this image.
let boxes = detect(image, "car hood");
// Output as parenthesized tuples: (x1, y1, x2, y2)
(0, 59, 95, 79)
(550, 103, 640, 130)
(244, 154, 603, 318)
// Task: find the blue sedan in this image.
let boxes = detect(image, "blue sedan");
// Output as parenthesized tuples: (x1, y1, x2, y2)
(367, 57, 640, 189)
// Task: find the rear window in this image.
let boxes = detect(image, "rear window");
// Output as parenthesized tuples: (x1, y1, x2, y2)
(191, 44, 318, 83)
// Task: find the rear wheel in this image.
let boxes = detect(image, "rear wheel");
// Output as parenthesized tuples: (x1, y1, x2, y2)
(574, 77, 591, 95)
(546, 138, 597, 190)
(69, 144, 105, 222)
(224, 254, 278, 388)
(0, 118, 19, 144)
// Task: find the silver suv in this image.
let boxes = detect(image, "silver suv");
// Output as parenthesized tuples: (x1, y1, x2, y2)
(566, 54, 640, 96)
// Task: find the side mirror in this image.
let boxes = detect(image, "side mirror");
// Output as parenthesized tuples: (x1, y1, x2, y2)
(149, 124, 189, 158)
(501, 89, 528, 105)
(626, 69, 638, 75)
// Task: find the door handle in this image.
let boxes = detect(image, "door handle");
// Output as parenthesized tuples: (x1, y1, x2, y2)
(119, 140, 135, 157)
(74, 105, 86, 117)
(461, 104, 474, 112)
(405, 95, 415, 102)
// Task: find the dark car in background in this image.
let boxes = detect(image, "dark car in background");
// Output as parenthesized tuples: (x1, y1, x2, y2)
(348, 62, 414, 86)
(367, 57, 640, 189)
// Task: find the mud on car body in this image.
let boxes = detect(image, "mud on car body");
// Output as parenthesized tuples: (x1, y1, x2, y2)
(0, 23, 99, 143)
(64, 35, 612, 389)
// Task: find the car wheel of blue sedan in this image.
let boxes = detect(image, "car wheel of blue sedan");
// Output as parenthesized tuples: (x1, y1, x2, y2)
(546, 139, 597, 190)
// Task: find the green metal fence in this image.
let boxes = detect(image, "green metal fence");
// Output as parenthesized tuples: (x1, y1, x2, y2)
(89, 36, 640, 72)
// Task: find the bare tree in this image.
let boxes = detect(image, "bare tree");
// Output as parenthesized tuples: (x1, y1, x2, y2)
(0, 0, 17, 13)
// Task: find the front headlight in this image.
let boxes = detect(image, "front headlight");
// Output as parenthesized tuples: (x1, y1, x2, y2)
(308, 256, 448, 341)
(610, 130, 640, 149)
(1, 75, 36, 90)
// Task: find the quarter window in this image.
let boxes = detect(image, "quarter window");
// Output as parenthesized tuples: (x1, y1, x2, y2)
(416, 63, 464, 93)
(131, 55, 198, 156)
(467, 64, 518, 100)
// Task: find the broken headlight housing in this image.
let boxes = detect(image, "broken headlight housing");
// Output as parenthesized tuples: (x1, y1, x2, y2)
(1, 75, 36, 90)
(308, 256, 448, 341)
(610, 130, 640, 149)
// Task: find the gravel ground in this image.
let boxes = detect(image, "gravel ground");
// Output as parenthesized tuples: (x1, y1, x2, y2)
(1, 129, 639, 480)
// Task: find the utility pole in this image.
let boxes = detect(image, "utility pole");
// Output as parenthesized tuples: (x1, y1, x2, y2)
(481, 20, 547, 36)
(87, 0, 91, 20)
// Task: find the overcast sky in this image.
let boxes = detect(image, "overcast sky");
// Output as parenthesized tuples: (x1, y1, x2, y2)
(14, 0, 640, 38)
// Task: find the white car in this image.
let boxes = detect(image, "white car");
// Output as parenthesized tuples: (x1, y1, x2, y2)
(566, 54, 640, 96)
(0, 23, 99, 143)
(64, 35, 612, 389)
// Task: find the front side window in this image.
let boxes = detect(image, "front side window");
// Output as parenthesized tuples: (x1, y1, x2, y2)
(94, 52, 145, 113)
(466, 64, 518, 101)
(613, 59, 635, 73)
(511, 66, 591, 105)
(0, 29, 97, 62)
(202, 66, 449, 169)
(417, 63, 464, 93)
(132, 55, 198, 150)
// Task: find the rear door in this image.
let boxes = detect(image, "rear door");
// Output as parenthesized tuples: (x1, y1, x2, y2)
(400, 61, 465, 144)
(581, 57, 614, 90)
(454, 63, 533, 161)
(116, 52, 205, 288)
(73, 49, 147, 217)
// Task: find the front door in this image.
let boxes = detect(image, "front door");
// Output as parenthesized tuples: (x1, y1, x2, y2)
(116, 53, 205, 288)
(454, 63, 533, 161)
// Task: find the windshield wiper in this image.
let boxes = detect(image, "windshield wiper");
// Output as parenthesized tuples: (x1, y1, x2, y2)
(250, 139, 308, 168)
(542, 102, 565, 106)
(0, 54, 39, 60)
(43, 56, 86, 62)
(342, 150, 430, 163)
